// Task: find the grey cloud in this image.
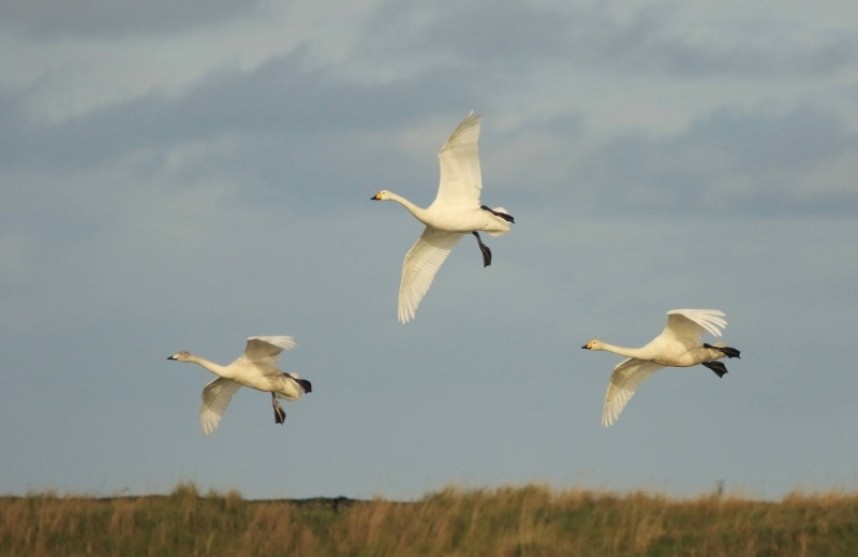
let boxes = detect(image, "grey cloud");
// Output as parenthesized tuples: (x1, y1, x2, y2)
(0, 0, 263, 38)
(578, 105, 858, 215)
(0, 50, 473, 175)
(0, 50, 490, 219)
(618, 33, 858, 77)
(361, 0, 858, 78)
(683, 107, 852, 173)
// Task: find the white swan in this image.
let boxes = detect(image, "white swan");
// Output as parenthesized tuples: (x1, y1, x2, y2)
(167, 335, 312, 435)
(372, 111, 514, 323)
(582, 309, 741, 427)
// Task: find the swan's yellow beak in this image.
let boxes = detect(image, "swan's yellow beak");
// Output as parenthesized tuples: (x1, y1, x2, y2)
(371, 193, 382, 200)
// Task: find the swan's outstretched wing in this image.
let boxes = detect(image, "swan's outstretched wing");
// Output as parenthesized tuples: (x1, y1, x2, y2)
(434, 111, 482, 206)
(243, 336, 296, 366)
(602, 359, 664, 427)
(398, 227, 463, 323)
(662, 309, 727, 341)
(200, 377, 243, 435)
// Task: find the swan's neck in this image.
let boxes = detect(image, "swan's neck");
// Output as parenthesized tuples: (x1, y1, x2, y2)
(388, 192, 429, 223)
(598, 342, 650, 360)
(186, 354, 231, 378)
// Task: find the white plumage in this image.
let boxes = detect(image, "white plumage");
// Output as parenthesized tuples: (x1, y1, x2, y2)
(372, 111, 514, 323)
(582, 309, 741, 427)
(168, 335, 312, 435)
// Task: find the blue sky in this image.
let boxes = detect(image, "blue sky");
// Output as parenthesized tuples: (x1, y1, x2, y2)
(2, 0, 857, 500)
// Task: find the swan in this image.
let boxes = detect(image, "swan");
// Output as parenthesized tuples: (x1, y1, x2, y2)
(581, 309, 741, 427)
(167, 335, 312, 435)
(371, 111, 514, 323)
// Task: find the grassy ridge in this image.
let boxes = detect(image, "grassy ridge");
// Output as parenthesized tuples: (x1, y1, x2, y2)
(2, 483, 858, 556)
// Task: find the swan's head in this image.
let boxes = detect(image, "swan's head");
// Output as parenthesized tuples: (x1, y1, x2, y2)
(371, 190, 392, 201)
(167, 351, 192, 362)
(581, 340, 604, 351)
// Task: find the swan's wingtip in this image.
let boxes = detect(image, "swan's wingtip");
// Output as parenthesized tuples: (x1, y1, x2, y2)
(247, 335, 297, 351)
(397, 305, 417, 324)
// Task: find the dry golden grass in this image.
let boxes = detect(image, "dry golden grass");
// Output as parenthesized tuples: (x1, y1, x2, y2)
(2, 483, 857, 556)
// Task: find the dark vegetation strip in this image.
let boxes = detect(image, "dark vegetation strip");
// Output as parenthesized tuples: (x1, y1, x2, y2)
(2, 483, 858, 556)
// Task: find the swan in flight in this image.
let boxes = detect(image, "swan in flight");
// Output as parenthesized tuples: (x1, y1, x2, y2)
(582, 309, 741, 427)
(168, 335, 312, 435)
(372, 111, 514, 323)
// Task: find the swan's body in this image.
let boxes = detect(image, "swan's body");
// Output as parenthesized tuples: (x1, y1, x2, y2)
(372, 111, 514, 323)
(582, 309, 740, 427)
(168, 335, 312, 435)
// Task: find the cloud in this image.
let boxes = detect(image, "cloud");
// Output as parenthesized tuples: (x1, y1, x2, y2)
(2, 0, 858, 502)
(0, 48, 472, 174)
(0, 0, 264, 38)
(356, 1, 858, 78)
(574, 105, 858, 216)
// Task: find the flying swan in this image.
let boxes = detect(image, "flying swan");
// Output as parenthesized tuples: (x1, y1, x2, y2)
(168, 335, 312, 435)
(372, 111, 514, 323)
(582, 309, 740, 427)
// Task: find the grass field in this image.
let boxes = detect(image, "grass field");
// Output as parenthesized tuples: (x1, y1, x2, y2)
(2, 482, 857, 556)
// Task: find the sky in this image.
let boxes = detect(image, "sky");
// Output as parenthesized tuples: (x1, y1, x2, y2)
(2, 0, 857, 501)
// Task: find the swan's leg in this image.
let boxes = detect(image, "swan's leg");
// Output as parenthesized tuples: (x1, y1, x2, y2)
(704, 344, 741, 359)
(702, 361, 728, 378)
(472, 231, 492, 267)
(272, 394, 286, 425)
(480, 205, 515, 223)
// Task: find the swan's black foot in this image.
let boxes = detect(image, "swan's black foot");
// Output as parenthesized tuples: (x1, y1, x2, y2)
(272, 394, 286, 425)
(284, 373, 313, 394)
(296, 378, 313, 394)
(704, 344, 741, 359)
(480, 205, 515, 223)
(702, 361, 728, 378)
(472, 231, 492, 267)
